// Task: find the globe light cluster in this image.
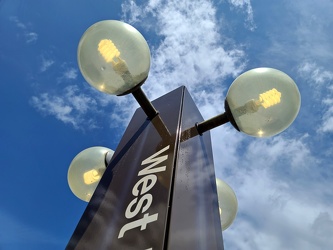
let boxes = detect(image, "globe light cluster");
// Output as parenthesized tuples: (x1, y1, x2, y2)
(68, 20, 302, 235)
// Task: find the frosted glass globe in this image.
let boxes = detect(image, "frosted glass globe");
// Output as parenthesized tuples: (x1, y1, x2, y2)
(216, 178, 238, 231)
(226, 68, 301, 137)
(68, 146, 114, 202)
(78, 20, 151, 95)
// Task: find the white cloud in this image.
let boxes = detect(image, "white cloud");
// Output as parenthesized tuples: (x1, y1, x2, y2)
(212, 126, 333, 250)
(121, 0, 144, 24)
(30, 85, 99, 130)
(312, 212, 333, 240)
(214, 130, 332, 249)
(63, 68, 78, 80)
(227, 0, 256, 30)
(31, 82, 136, 131)
(31, 93, 77, 127)
(40, 56, 55, 72)
(321, 102, 333, 133)
(9, 16, 26, 29)
(55, 67, 79, 83)
(10, 16, 38, 44)
(291, 0, 333, 63)
(25, 32, 38, 43)
(244, 135, 315, 171)
(298, 61, 333, 86)
(262, 0, 333, 68)
(297, 61, 333, 133)
(223, 169, 333, 249)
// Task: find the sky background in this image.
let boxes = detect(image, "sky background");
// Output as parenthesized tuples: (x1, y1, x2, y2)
(1, 0, 333, 249)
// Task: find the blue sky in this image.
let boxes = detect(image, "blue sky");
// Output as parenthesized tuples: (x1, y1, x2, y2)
(1, 0, 333, 249)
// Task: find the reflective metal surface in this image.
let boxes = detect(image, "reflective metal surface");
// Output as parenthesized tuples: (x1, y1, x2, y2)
(167, 88, 224, 250)
(67, 87, 184, 250)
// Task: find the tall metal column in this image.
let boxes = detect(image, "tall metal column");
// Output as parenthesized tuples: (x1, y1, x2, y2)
(167, 88, 223, 249)
(67, 86, 223, 249)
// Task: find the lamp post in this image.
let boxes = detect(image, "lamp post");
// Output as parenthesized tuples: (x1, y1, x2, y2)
(66, 20, 301, 250)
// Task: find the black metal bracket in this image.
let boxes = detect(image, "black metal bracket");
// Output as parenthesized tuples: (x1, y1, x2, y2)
(195, 112, 230, 135)
(195, 99, 240, 135)
(131, 87, 159, 120)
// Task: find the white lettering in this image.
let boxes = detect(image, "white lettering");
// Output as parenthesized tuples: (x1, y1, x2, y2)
(138, 145, 170, 176)
(118, 144, 170, 241)
(125, 194, 153, 219)
(132, 174, 157, 196)
(118, 213, 158, 238)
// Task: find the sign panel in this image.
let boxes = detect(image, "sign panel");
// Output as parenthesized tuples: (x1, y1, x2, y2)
(67, 87, 184, 250)
(67, 87, 224, 249)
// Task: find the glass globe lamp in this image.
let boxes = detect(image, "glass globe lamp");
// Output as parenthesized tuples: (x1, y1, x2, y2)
(77, 20, 151, 95)
(216, 178, 238, 231)
(226, 68, 301, 137)
(68, 146, 114, 202)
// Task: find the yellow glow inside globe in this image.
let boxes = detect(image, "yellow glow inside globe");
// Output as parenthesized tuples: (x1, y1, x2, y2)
(226, 68, 301, 137)
(216, 178, 238, 231)
(68, 146, 114, 202)
(78, 20, 151, 95)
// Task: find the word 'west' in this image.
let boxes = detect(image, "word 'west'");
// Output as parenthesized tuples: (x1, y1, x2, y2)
(118, 145, 170, 239)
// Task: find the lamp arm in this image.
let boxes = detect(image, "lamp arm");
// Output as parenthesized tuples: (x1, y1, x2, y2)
(105, 151, 113, 166)
(132, 87, 159, 120)
(195, 100, 240, 135)
(195, 112, 229, 135)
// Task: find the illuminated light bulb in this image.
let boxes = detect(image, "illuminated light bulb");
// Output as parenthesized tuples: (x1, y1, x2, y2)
(97, 39, 133, 85)
(233, 88, 282, 117)
(98, 39, 121, 63)
(83, 169, 103, 185)
(259, 88, 281, 108)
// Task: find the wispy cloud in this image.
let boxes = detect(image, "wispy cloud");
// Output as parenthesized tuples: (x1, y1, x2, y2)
(10, 16, 38, 44)
(321, 99, 333, 133)
(291, 0, 333, 63)
(62, 67, 78, 80)
(214, 132, 332, 249)
(298, 61, 333, 86)
(297, 61, 333, 133)
(223, 168, 333, 250)
(9, 16, 26, 29)
(215, 121, 332, 249)
(227, 0, 256, 30)
(25, 32, 38, 43)
(31, 81, 135, 132)
(40, 56, 55, 72)
(261, 0, 333, 68)
(30, 85, 99, 130)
